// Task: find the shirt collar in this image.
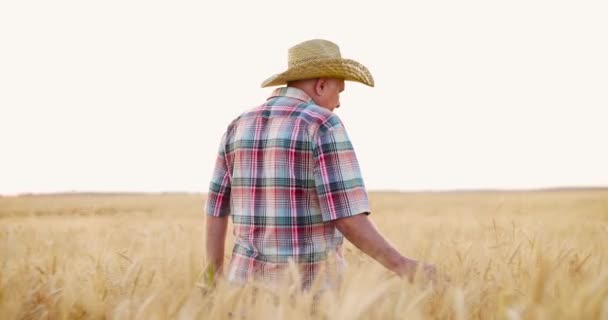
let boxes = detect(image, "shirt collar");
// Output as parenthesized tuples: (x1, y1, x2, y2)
(268, 87, 315, 104)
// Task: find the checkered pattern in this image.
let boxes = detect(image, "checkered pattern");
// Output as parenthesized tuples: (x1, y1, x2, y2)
(205, 87, 370, 288)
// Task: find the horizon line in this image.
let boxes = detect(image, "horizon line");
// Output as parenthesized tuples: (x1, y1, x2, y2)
(2, 185, 607, 197)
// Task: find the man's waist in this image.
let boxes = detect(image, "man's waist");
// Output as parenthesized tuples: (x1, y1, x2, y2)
(232, 242, 342, 264)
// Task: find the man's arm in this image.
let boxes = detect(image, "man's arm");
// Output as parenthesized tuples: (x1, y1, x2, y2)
(312, 124, 434, 281)
(204, 131, 232, 279)
(333, 213, 430, 281)
(205, 215, 229, 277)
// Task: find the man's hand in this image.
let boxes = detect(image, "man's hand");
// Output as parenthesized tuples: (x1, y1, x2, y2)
(395, 257, 436, 283)
(421, 262, 437, 282)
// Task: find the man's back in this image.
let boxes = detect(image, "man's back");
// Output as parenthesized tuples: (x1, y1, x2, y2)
(206, 87, 370, 287)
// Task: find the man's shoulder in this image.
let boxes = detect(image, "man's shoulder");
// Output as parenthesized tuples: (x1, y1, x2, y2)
(231, 100, 343, 134)
(224, 104, 264, 126)
(292, 102, 343, 134)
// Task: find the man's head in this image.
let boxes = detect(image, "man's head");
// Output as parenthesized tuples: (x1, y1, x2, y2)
(261, 39, 374, 99)
(287, 78, 345, 111)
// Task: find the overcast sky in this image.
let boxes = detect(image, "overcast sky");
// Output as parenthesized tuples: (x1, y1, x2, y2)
(1, 0, 607, 195)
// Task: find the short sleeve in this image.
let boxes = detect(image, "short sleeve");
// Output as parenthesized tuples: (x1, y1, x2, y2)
(313, 124, 371, 222)
(205, 133, 232, 217)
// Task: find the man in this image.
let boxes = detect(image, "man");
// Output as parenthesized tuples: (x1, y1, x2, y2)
(205, 39, 434, 289)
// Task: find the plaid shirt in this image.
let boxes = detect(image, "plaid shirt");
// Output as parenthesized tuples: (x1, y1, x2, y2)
(205, 87, 370, 288)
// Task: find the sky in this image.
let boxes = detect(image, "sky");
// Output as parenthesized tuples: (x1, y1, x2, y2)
(1, 0, 607, 195)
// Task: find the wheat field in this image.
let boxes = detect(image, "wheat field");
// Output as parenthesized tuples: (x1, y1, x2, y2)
(1, 190, 607, 319)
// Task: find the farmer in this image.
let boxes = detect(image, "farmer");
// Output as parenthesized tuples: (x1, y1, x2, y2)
(205, 39, 434, 289)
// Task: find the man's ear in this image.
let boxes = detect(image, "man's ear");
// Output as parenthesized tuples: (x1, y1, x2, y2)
(314, 78, 327, 96)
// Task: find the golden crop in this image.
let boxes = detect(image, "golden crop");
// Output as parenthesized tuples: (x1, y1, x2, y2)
(1, 190, 607, 319)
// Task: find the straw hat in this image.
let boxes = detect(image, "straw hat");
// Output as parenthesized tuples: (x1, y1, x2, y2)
(261, 39, 375, 88)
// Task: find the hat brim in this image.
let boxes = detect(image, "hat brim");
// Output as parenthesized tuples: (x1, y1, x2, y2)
(261, 58, 375, 88)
